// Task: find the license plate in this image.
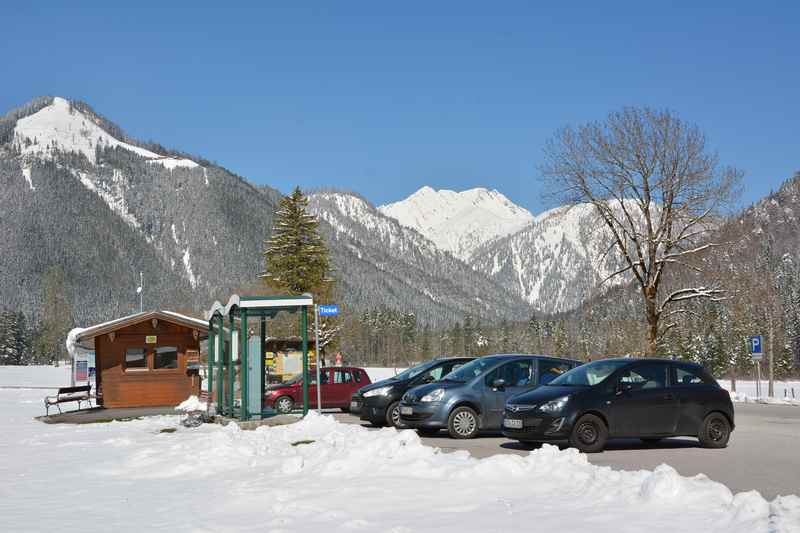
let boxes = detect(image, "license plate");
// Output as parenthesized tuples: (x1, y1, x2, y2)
(400, 406, 413, 415)
(503, 418, 523, 429)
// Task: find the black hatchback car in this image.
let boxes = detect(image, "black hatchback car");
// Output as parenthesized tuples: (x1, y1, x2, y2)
(350, 357, 473, 427)
(501, 358, 735, 453)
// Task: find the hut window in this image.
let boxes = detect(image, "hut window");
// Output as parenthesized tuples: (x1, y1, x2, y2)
(125, 348, 147, 370)
(154, 346, 179, 369)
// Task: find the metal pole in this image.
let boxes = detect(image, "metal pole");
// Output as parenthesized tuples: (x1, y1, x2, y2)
(139, 271, 143, 313)
(241, 310, 249, 421)
(228, 312, 235, 417)
(207, 320, 214, 409)
(756, 362, 762, 398)
(216, 316, 224, 415)
(315, 305, 322, 413)
(301, 306, 309, 417)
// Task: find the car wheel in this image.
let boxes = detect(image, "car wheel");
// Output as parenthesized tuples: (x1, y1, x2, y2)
(569, 414, 608, 453)
(447, 406, 479, 439)
(698, 413, 731, 448)
(385, 401, 404, 428)
(275, 396, 294, 414)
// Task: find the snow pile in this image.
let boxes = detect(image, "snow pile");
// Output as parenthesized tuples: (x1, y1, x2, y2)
(1, 389, 799, 532)
(175, 395, 207, 412)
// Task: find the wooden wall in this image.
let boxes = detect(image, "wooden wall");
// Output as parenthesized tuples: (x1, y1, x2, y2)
(95, 319, 201, 408)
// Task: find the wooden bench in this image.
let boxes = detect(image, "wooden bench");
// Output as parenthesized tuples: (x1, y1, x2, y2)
(44, 385, 92, 415)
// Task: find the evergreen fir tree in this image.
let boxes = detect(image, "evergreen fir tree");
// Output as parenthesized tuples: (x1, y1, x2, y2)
(263, 187, 331, 296)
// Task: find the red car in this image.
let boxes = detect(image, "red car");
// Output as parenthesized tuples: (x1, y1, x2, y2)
(265, 366, 371, 414)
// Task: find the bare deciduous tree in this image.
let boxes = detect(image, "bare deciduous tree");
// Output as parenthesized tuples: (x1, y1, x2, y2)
(541, 107, 742, 355)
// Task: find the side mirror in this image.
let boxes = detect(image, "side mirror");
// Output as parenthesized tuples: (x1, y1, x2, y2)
(492, 378, 506, 389)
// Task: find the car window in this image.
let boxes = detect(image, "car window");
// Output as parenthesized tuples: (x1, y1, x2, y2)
(444, 356, 504, 383)
(419, 365, 445, 382)
(334, 370, 353, 384)
(549, 360, 629, 386)
(310, 370, 329, 385)
(354, 369, 362, 383)
(538, 360, 573, 385)
(674, 366, 709, 386)
(485, 360, 534, 387)
(619, 363, 669, 390)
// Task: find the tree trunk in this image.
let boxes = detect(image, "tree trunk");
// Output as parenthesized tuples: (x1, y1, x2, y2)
(644, 289, 659, 357)
(768, 315, 775, 398)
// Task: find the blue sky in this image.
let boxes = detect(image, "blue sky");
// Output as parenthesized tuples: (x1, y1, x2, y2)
(2, 2, 798, 213)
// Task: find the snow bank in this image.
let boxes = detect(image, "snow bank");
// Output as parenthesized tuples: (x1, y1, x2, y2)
(0, 388, 798, 532)
(719, 380, 800, 406)
(175, 395, 207, 412)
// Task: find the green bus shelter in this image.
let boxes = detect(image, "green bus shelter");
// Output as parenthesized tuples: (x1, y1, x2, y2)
(205, 294, 314, 420)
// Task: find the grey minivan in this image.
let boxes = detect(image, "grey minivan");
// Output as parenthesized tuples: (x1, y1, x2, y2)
(398, 354, 581, 439)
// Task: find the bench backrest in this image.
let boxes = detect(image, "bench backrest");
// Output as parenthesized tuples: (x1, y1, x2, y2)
(57, 385, 91, 395)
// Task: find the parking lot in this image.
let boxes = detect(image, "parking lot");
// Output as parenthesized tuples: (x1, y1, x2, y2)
(334, 402, 800, 500)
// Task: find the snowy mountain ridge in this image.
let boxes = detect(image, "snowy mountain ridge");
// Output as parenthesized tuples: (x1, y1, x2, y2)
(379, 186, 534, 261)
(13, 97, 199, 171)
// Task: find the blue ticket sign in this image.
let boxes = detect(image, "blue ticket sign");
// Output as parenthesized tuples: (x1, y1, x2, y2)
(318, 304, 339, 317)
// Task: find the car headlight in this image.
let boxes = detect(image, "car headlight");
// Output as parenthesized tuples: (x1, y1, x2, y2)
(363, 386, 393, 398)
(539, 396, 570, 414)
(420, 388, 445, 402)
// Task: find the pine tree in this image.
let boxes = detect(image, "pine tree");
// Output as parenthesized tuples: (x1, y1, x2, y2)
(420, 324, 432, 359)
(38, 266, 74, 365)
(263, 187, 331, 296)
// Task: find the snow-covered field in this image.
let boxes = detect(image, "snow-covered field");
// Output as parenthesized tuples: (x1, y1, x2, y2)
(1, 366, 799, 532)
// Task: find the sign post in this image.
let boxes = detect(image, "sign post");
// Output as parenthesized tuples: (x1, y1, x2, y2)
(748, 336, 763, 397)
(315, 304, 339, 413)
(314, 305, 322, 413)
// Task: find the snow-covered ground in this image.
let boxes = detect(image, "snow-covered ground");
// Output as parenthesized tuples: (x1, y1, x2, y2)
(718, 380, 800, 406)
(1, 388, 798, 532)
(1, 366, 799, 531)
(0, 365, 71, 388)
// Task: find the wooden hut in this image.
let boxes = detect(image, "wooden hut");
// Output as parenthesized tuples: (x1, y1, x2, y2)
(70, 311, 208, 408)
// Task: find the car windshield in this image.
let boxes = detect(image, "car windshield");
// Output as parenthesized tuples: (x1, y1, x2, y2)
(548, 360, 630, 386)
(442, 356, 504, 383)
(392, 360, 436, 381)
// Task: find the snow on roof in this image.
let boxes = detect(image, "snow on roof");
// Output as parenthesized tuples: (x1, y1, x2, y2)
(67, 310, 208, 355)
(206, 294, 314, 320)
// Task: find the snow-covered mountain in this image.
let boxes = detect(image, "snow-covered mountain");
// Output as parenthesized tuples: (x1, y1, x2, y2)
(0, 96, 532, 326)
(0, 96, 283, 323)
(308, 191, 531, 324)
(379, 186, 534, 261)
(469, 204, 629, 313)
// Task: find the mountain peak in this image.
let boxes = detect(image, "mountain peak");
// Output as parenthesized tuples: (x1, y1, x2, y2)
(378, 186, 534, 261)
(10, 96, 199, 170)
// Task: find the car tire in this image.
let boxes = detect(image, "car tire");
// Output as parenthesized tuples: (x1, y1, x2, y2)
(447, 406, 480, 439)
(385, 401, 404, 428)
(274, 396, 294, 414)
(569, 414, 608, 453)
(698, 412, 731, 448)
